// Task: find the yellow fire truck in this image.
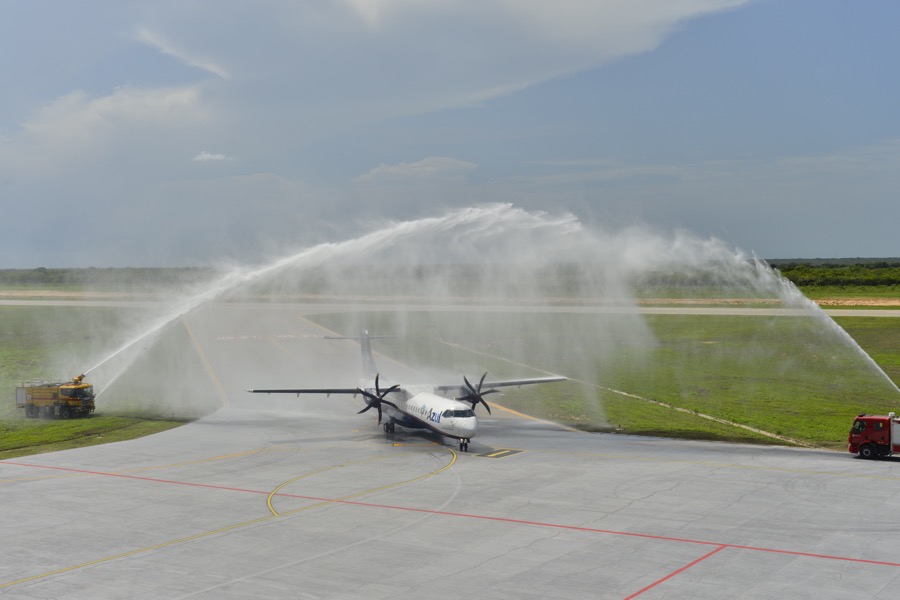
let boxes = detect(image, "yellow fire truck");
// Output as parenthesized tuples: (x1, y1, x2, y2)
(15, 375, 95, 419)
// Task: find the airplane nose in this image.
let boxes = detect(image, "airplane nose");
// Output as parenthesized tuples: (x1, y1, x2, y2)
(459, 417, 478, 437)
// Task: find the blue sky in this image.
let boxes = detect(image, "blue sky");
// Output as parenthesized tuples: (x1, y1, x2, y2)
(2, 0, 898, 267)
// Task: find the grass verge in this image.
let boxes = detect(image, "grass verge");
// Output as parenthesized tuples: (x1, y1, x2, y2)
(1, 304, 214, 459)
(0, 417, 186, 460)
(308, 310, 900, 450)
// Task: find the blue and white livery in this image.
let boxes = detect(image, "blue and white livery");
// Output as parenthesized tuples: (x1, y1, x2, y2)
(247, 331, 566, 452)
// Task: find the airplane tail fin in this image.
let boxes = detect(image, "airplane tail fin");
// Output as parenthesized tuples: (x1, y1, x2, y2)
(324, 330, 393, 377)
(359, 330, 378, 376)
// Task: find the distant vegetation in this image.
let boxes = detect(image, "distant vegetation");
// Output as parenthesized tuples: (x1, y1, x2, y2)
(769, 260, 900, 287)
(0, 267, 216, 290)
(3, 260, 900, 295)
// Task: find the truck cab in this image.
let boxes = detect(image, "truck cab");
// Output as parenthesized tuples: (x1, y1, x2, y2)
(849, 413, 900, 458)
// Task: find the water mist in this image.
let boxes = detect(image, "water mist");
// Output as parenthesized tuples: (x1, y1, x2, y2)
(83, 203, 897, 429)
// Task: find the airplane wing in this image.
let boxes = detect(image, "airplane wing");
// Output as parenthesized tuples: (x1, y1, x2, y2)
(433, 375, 567, 393)
(246, 388, 360, 397)
(248, 377, 566, 396)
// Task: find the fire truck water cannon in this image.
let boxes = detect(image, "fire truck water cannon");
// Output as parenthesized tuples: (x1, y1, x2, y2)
(15, 375, 96, 419)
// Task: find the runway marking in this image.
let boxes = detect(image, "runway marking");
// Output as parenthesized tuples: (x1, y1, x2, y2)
(1, 461, 274, 495)
(120, 447, 269, 474)
(0, 448, 266, 483)
(0, 447, 458, 590)
(182, 317, 230, 408)
(0, 513, 279, 590)
(532, 450, 900, 482)
(267, 444, 457, 516)
(624, 545, 727, 599)
(267, 464, 346, 515)
(4, 451, 900, 591)
(478, 449, 524, 459)
(216, 334, 321, 341)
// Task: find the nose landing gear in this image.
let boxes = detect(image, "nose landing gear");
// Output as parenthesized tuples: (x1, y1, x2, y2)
(459, 439, 469, 452)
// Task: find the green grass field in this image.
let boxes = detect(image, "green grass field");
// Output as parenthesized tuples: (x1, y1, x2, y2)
(307, 309, 900, 450)
(1, 295, 898, 457)
(0, 305, 208, 459)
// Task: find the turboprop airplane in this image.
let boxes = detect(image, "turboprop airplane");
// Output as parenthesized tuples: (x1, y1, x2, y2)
(247, 331, 566, 452)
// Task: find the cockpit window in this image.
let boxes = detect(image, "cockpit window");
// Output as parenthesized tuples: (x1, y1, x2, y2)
(453, 409, 475, 418)
(443, 410, 452, 418)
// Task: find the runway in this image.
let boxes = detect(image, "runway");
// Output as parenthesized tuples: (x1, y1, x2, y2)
(2, 303, 900, 598)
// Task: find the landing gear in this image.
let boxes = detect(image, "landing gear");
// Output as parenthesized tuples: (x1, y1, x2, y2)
(383, 420, 396, 434)
(459, 439, 469, 452)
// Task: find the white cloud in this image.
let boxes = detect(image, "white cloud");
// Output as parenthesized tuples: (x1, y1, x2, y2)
(0, 86, 207, 177)
(355, 157, 478, 182)
(126, 1, 753, 123)
(192, 151, 233, 162)
(2, 1, 778, 265)
(136, 27, 230, 80)
(328, 1, 751, 109)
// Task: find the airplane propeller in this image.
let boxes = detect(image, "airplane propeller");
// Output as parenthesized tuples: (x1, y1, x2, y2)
(457, 373, 497, 414)
(356, 374, 399, 424)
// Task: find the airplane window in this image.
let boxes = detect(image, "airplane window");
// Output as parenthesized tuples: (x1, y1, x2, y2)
(443, 410, 452, 418)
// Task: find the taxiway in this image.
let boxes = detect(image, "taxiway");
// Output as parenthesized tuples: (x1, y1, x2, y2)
(2, 303, 899, 599)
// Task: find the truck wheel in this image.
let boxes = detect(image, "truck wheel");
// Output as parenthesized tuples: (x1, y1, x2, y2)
(60, 407, 72, 419)
(859, 444, 877, 459)
(25, 406, 36, 418)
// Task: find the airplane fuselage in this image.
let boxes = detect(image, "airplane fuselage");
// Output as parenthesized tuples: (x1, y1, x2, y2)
(248, 330, 565, 453)
(361, 381, 478, 442)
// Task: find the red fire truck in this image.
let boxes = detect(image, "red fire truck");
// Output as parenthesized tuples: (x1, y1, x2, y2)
(848, 413, 900, 458)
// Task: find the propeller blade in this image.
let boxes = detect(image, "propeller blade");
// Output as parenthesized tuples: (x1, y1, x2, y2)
(356, 375, 399, 424)
(457, 372, 494, 414)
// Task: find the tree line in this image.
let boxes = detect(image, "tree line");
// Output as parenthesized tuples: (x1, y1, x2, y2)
(0, 267, 216, 288)
(2, 262, 900, 289)
(772, 262, 900, 287)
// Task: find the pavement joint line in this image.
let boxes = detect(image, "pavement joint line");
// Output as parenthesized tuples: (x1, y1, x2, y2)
(0, 448, 266, 483)
(265, 448, 447, 516)
(6, 452, 896, 487)
(517, 450, 900, 482)
(0, 513, 279, 589)
(4, 451, 900, 590)
(0, 446, 457, 590)
(277, 443, 457, 517)
(284, 497, 900, 568)
(0, 447, 302, 480)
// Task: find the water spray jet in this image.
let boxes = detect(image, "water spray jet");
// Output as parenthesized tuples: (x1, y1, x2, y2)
(78, 202, 898, 432)
(86, 204, 583, 396)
